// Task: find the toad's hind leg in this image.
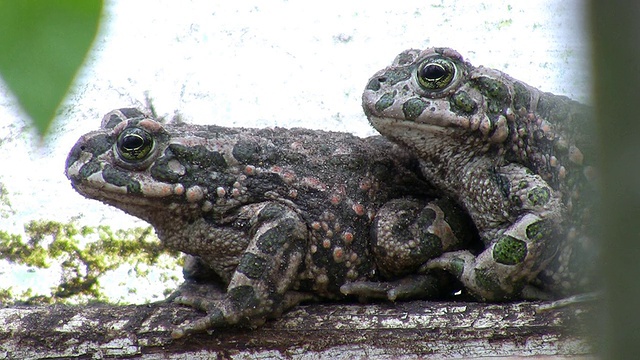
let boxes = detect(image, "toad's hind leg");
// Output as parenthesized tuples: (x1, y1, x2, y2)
(171, 202, 309, 338)
(342, 197, 474, 301)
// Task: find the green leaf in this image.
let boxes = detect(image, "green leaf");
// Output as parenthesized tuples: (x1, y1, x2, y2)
(0, 0, 103, 136)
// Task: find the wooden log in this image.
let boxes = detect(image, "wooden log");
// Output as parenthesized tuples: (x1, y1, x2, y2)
(0, 298, 595, 359)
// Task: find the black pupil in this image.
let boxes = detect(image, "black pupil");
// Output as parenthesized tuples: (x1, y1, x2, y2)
(422, 64, 447, 80)
(122, 134, 144, 151)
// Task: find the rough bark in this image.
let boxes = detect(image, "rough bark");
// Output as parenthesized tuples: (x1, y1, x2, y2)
(0, 297, 596, 359)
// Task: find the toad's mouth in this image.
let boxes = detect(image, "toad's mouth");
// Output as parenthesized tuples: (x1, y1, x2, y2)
(362, 91, 476, 130)
(69, 174, 178, 207)
(366, 107, 509, 145)
(66, 149, 245, 222)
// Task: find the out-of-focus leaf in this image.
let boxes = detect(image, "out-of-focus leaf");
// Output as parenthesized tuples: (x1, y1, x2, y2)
(0, 0, 103, 136)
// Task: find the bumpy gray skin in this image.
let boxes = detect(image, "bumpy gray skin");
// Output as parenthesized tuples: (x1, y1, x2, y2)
(65, 108, 473, 337)
(362, 48, 596, 301)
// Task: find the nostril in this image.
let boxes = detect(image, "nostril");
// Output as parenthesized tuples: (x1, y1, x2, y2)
(378, 76, 387, 83)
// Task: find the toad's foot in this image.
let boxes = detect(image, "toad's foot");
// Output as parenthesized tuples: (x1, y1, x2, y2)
(535, 291, 602, 312)
(171, 290, 314, 338)
(340, 272, 454, 302)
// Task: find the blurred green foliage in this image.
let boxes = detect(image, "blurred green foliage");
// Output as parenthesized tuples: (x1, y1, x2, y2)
(0, 183, 13, 219)
(0, 1, 182, 305)
(0, 0, 103, 136)
(0, 219, 182, 304)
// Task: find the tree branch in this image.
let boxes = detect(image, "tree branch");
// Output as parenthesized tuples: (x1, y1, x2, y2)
(0, 298, 595, 359)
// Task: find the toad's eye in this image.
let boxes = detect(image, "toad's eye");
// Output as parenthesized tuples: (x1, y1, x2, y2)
(116, 127, 154, 162)
(417, 57, 456, 91)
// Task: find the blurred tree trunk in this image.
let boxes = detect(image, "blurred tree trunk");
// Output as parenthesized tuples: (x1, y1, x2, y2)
(589, 1, 640, 358)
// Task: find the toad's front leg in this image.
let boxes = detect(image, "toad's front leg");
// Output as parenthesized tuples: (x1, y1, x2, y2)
(172, 202, 309, 338)
(424, 164, 564, 301)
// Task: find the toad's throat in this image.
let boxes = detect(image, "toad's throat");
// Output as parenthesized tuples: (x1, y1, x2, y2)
(369, 116, 453, 136)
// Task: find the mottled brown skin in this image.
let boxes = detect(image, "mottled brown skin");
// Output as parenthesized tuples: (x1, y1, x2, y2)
(65, 108, 473, 337)
(363, 48, 597, 301)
